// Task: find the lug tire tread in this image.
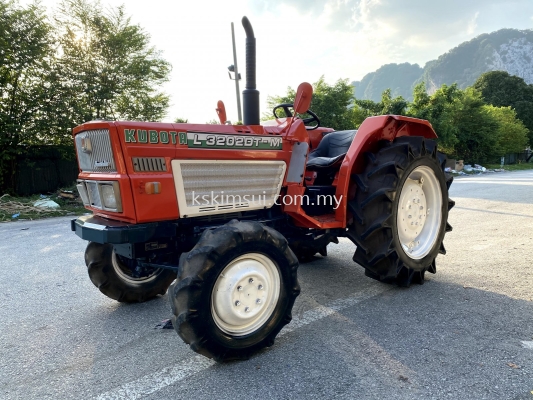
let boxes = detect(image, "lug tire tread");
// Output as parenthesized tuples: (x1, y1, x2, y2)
(169, 220, 300, 362)
(346, 137, 453, 286)
(85, 242, 176, 303)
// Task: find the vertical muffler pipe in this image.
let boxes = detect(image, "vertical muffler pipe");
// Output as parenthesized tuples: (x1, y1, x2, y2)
(241, 16, 259, 125)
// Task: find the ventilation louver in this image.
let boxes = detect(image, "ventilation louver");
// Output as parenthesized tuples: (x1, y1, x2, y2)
(132, 157, 167, 172)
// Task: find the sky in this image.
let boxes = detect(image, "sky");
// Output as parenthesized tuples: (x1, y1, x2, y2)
(21, 0, 533, 124)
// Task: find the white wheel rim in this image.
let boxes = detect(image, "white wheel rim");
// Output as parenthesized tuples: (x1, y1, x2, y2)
(111, 251, 160, 283)
(396, 166, 442, 260)
(211, 253, 281, 336)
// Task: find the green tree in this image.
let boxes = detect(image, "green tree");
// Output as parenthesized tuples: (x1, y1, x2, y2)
(452, 88, 499, 163)
(513, 101, 533, 145)
(380, 89, 408, 115)
(352, 99, 382, 115)
(484, 105, 529, 156)
(408, 82, 525, 162)
(408, 83, 461, 154)
(0, 0, 53, 191)
(350, 105, 370, 128)
(353, 88, 408, 119)
(265, 76, 360, 130)
(54, 0, 171, 126)
(473, 71, 533, 145)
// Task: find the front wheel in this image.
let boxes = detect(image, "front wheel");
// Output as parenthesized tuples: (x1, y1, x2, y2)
(347, 137, 454, 285)
(169, 220, 300, 361)
(85, 242, 176, 302)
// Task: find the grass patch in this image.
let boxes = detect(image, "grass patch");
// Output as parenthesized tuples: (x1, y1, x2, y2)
(484, 163, 533, 171)
(0, 187, 87, 222)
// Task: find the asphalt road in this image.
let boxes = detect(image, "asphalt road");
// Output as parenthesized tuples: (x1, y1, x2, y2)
(1, 170, 532, 400)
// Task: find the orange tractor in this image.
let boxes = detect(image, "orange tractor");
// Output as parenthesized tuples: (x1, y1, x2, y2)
(71, 17, 454, 361)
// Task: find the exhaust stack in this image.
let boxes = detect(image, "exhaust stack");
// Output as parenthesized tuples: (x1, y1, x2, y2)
(241, 16, 259, 125)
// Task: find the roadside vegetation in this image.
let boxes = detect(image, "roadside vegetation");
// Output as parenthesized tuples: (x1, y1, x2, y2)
(0, 186, 86, 222)
(267, 72, 532, 165)
(0, 0, 170, 194)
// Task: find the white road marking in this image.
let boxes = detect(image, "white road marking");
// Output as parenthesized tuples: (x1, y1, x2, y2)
(279, 285, 388, 336)
(96, 285, 389, 400)
(452, 180, 533, 186)
(521, 341, 533, 349)
(96, 355, 216, 400)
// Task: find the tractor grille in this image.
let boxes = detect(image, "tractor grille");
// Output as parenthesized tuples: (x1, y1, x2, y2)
(75, 129, 116, 173)
(132, 157, 167, 172)
(172, 160, 286, 218)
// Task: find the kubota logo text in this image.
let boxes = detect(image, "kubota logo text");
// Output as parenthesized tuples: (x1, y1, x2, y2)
(124, 130, 282, 150)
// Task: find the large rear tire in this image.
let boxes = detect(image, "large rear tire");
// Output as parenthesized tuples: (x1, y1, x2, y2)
(85, 242, 176, 303)
(169, 220, 300, 361)
(347, 137, 454, 286)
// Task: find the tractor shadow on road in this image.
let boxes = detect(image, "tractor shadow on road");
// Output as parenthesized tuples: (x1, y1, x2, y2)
(209, 277, 533, 400)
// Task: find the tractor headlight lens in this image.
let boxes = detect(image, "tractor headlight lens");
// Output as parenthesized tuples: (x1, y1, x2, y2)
(101, 184, 117, 209)
(79, 180, 122, 212)
(76, 181, 90, 206)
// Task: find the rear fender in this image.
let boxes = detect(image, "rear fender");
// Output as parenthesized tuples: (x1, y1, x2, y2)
(334, 115, 438, 225)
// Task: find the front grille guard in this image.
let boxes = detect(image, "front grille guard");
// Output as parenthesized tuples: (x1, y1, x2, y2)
(75, 129, 117, 173)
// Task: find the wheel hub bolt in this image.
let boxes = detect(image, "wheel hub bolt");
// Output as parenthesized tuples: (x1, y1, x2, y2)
(244, 307, 250, 312)
(249, 278, 254, 283)
(258, 285, 263, 290)
(237, 286, 243, 291)
(235, 301, 241, 306)
(408, 215, 412, 218)
(420, 206, 424, 210)
(256, 299, 262, 304)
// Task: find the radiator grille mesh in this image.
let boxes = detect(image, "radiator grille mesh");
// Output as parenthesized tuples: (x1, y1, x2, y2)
(172, 160, 286, 217)
(75, 129, 116, 173)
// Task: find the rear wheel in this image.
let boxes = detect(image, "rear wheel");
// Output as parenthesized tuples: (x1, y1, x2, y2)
(85, 242, 176, 302)
(169, 220, 300, 361)
(347, 137, 454, 285)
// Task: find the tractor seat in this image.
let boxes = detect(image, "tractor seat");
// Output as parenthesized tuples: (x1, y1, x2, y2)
(306, 130, 357, 170)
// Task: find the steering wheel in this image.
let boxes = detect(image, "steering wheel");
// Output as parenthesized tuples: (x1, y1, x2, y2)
(273, 103, 320, 130)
